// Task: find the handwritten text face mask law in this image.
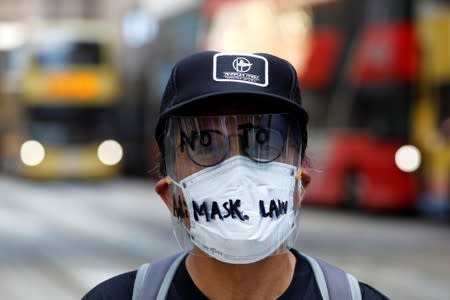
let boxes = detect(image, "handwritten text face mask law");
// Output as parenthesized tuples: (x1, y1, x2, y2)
(175, 155, 300, 264)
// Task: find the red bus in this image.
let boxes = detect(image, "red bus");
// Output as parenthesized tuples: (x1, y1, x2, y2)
(301, 0, 422, 211)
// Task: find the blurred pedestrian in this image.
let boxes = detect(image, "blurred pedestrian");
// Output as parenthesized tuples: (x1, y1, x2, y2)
(82, 51, 388, 300)
(419, 118, 450, 218)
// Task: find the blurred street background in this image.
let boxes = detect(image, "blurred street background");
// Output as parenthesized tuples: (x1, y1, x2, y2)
(1, 176, 449, 300)
(0, 0, 449, 299)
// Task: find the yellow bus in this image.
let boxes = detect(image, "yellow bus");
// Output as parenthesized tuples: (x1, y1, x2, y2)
(19, 20, 122, 179)
(414, 1, 450, 216)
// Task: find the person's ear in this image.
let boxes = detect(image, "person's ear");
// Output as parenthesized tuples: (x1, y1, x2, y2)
(295, 168, 311, 189)
(294, 168, 310, 205)
(302, 170, 311, 189)
(155, 177, 173, 210)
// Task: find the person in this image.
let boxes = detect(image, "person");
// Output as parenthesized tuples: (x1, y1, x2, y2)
(419, 117, 450, 218)
(82, 51, 388, 300)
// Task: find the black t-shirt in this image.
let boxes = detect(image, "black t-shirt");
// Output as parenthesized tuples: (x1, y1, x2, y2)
(82, 249, 389, 299)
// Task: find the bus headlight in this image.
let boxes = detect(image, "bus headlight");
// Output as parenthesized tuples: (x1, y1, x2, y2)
(395, 145, 421, 173)
(20, 140, 45, 166)
(97, 140, 123, 166)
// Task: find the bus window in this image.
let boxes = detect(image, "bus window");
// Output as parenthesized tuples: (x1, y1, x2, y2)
(24, 107, 117, 145)
(364, 0, 413, 23)
(348, 86, 412, 139)
(35, 42, 102, 68)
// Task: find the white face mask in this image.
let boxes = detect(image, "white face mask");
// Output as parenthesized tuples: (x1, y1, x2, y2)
(170, 155, 300, 264)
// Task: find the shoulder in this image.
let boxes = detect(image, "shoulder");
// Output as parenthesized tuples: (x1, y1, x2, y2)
(291, 249, 389, 300)
(360, 282, 390, 300)
(81, 270, 137, 300)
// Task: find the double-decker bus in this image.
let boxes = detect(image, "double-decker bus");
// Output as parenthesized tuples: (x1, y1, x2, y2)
(18, 20, 122, 179)
(302, 0, 449, 212)
(196, 0, 447, 212)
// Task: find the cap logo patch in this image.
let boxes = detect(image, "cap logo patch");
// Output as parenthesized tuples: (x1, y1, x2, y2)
(213, 53, 268, 87)
(232, 57, 252, 72)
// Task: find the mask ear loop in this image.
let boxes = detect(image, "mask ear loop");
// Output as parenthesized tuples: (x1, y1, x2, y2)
(164, 175, 184, 189)
(295, 168, 306, 203)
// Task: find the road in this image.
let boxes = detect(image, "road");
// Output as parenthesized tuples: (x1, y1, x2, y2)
(0, 175, 448, 300)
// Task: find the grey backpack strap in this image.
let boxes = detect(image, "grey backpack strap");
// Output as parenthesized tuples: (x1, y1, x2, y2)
(302, 253, 361, 300)
(346, 273, 362, 300)
(132, 251, 188, 300)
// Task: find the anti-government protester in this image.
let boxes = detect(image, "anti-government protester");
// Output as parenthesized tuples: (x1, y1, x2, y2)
(83, 51, 389, 300)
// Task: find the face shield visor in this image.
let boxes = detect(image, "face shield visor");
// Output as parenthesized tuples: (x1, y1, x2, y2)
(162, 114, 304, 264)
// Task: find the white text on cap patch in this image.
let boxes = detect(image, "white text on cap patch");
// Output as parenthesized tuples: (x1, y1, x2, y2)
(213, 53, 269, 87)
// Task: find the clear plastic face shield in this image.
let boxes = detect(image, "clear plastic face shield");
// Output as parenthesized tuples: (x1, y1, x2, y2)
(162, 114, 304, 264)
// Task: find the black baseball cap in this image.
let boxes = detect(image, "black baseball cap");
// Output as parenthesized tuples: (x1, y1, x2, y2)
(155, 51, 308, 162)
